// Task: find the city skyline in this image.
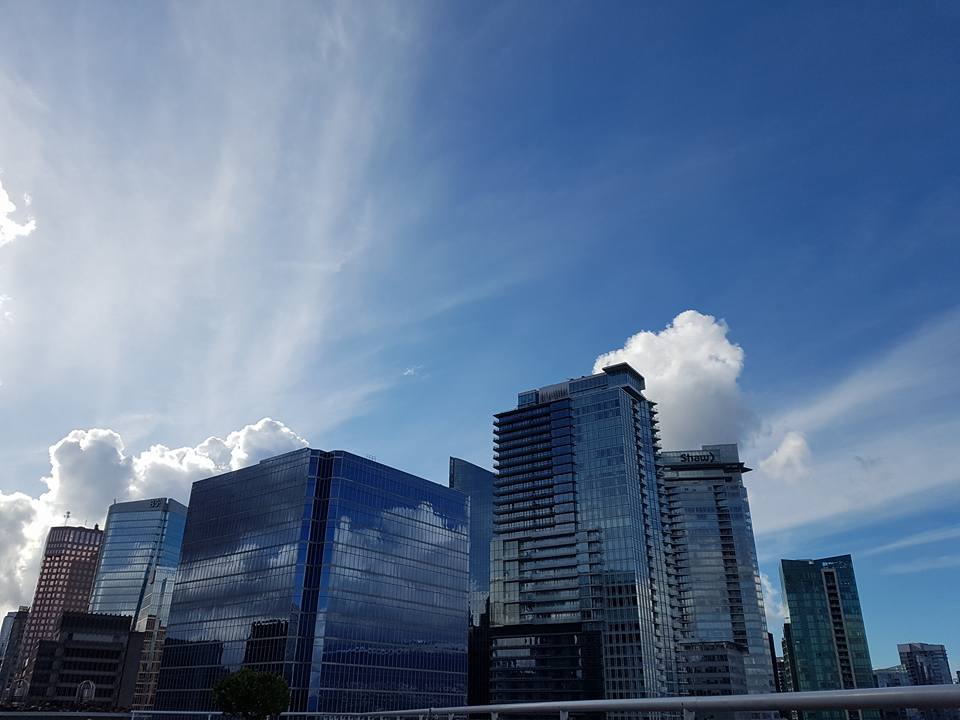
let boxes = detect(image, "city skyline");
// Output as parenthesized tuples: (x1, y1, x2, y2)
(1, 1, 959, 674)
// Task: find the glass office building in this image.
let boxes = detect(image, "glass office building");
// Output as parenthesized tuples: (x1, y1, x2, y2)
(781, 555, 877, 720)
(449, 457, 495, 706)
(661, 444, 774, 716)
(155, 448, 469, 713)
(489, 363, 676, 706)
(90, 498, 187, 623)
(89, 497, 188, 708)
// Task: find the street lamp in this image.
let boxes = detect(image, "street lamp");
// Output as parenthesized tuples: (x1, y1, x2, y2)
(76, 680, 96, 706)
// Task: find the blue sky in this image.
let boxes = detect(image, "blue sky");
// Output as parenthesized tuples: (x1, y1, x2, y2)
(1, 2, 958, 670)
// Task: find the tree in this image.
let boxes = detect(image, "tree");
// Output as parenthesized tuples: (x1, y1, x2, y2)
(212, 668, 289, 720)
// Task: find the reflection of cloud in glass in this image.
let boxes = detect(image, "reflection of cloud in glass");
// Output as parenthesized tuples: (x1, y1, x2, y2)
(157, 449, 469, 714)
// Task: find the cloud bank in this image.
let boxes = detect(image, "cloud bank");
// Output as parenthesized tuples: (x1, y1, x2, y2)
(0, 418, 307, 615)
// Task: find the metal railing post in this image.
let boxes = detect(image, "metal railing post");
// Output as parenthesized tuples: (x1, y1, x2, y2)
(491, 712, 499, 720)
(560, 710, 569, 720)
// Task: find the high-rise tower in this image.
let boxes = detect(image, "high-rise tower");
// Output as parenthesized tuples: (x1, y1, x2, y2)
(14, 525, 103, 694)
(661, 444, 774, 714)
(780, 555, 877, 720)
(489, 363, 676, 705)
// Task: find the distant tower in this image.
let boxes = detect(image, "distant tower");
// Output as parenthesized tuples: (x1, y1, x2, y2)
(15, 525, 103, 691)
(0, 607, 29, 700)
(897, 643, 959, 720)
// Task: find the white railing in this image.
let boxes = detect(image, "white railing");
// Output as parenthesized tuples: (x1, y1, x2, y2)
(2, 685, 959, 720)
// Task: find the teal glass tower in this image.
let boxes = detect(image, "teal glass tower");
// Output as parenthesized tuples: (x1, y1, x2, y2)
(489, 364, 676, 706)
(780, 555, 877, 720)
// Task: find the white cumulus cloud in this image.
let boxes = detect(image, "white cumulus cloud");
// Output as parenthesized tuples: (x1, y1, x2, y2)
(0, 417, 308, 616)
(758, 431, 811, 484)
(760, 571, 787, 631)
(594, 310, 755, 448)
(0, 176, 36, 248)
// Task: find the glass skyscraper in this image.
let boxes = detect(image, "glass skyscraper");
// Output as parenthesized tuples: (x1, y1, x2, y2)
(661, 444, 774, 716)
(155, 448, 469, 714)
(780, 555, 877, 720)
(449, 456, 495, 706)
(89, 497, 188, 708)
(489, 363, 676, 706)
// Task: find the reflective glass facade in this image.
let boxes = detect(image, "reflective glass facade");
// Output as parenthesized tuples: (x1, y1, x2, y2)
(156, 449, 469, 713)
(661, 444, 774, 717)
(89, 498, 187, 624)
(489, 364, 676, 707)
(781, 555, 877, 720)
(449, 457, 495, 706)
(89, 497, 187, 709)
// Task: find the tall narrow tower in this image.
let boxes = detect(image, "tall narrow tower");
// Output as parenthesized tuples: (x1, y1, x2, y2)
(15, 525, 103, 692)
(661, 444, 774, 715)
(489, 363, 676, 705)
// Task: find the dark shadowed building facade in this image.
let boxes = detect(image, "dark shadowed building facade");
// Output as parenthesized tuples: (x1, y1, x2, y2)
(449, 457, 495, 707)
(0, 607, 29, 701)
(155, 449, 469, 713)
(26, 612, 143, 709)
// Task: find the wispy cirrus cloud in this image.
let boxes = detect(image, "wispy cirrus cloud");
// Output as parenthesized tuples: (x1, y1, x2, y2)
(746, 307, 960, 536)
(862, 525, 960, 557)
(881, 555, 960, 575)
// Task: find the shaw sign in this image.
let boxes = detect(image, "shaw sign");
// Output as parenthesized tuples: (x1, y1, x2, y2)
(679, 451, 716, 463)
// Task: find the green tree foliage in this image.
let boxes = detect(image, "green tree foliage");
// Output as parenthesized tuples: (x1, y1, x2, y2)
(212, 668, 289, 720)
